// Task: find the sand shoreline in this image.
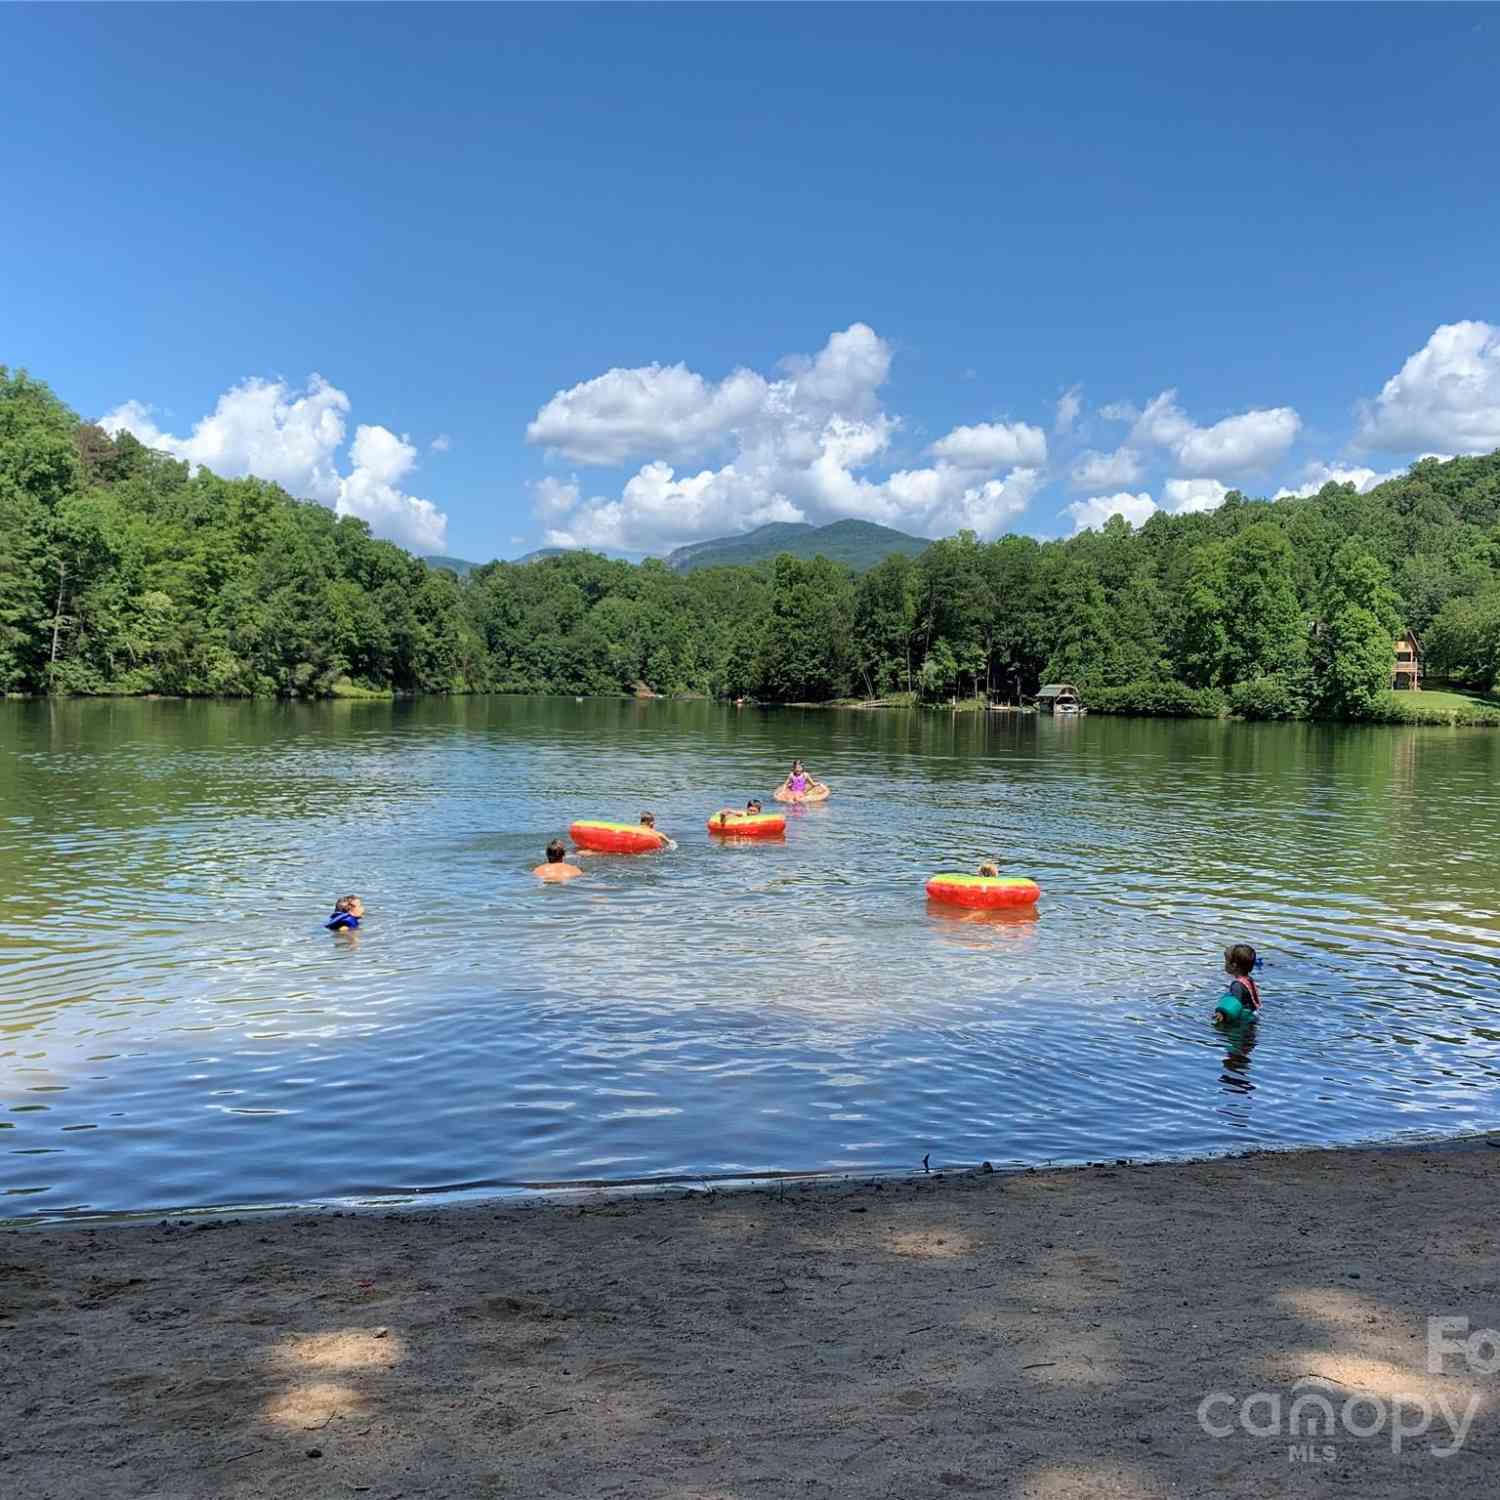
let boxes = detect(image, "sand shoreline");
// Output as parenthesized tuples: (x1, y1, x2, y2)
(4, 1138, 1498, 1498)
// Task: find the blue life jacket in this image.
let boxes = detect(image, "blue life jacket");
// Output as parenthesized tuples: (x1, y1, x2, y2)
(326, 910, 361, 931)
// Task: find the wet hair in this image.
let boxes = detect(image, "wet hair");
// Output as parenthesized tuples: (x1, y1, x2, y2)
(791, 760, 804, 771)
(333, 894, 360, 914)
(546, 839, 566, 862)
(640, 811, 656, 828)
(1225, 943, 1257, 977)
(746, 799, 763, 813)
(977, 863, 1000, 878)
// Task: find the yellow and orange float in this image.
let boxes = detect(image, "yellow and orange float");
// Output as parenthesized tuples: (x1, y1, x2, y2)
(925, 872, 1040, 909)
(570, 819, 668, 855)
(706, 810, 787, 838)
(772, 783, 830, 804)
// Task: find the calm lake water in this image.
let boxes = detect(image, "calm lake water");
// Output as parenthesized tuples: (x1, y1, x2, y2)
(3, 697, 1499, 1223)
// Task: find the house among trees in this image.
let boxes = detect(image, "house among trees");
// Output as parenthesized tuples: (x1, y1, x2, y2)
(1035, 683, 1083, 715)
(1392, 629, 1422, 691)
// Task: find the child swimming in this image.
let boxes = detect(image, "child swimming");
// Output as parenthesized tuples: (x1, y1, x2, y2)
(640, 811, 656, 829)
(325, 895, 364, 931)
(977, 862, 1000, 877)
(533, 839, 583, 882)
(1214, 943, 1262, 1024)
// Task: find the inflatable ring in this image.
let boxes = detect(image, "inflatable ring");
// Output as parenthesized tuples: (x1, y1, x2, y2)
(707, 810, 787, 838)
(925, 873, 1040, 909)
(570, 819, 668, 855)
(773, 784, 830, 803)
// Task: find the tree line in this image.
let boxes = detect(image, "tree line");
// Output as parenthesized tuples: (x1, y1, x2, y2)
(3, 366, 1499, 718)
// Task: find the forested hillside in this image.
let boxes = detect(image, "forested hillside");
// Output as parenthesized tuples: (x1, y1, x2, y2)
(663, 519, 929, 573)
(4, 367, 1500, 718)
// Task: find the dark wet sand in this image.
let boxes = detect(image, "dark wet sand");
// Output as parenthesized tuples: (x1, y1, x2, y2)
(3, 1142, 1498, 1499)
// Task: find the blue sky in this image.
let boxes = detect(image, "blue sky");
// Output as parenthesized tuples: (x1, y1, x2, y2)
(5, 3, 1498, 559)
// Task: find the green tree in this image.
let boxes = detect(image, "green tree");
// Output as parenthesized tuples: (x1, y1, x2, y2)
(1220, 523, 1305, 684)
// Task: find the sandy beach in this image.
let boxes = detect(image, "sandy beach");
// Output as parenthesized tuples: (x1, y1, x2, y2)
(3, 1142, 1498, 1499)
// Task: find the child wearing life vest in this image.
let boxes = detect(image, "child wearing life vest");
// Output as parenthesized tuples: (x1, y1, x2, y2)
(326, 895, 364, 931)
(1214, 943, 1262, 1024)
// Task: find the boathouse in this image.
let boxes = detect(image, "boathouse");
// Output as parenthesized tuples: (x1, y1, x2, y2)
(1036, 683, 1083, 715)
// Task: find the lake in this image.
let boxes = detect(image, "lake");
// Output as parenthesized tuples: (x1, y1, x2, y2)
(3, 697, 1499, 1223)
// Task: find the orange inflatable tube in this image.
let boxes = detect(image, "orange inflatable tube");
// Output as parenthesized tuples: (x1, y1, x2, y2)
(707, 810, 787, 838)
(570, 819, 668, 854)
(925, 873, 1040, 909)
(773, 784, 830, 803)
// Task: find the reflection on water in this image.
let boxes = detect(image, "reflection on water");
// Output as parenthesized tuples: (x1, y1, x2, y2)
(2, 697, 1499, 1222)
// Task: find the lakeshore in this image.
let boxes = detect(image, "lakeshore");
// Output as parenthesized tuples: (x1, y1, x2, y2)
(4, 1141, 1498, 1499)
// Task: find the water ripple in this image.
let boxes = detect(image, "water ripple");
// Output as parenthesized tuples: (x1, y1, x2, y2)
(2, 697, 1498, 1222)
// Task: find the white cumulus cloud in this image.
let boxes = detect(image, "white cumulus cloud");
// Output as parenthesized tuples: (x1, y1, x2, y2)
(527, 361, 769, 467)
(1124, 389, 1300, 476)
(1070, 446, 1144, 490)
(1064, 491, 1157, 534)
(1357, 321, 1500, 455)
(1054, 384, 1082, 436)
(334, 426, 446, 552)
(99, 375, 447, 552)
(929, 420, 1047, 468)
(430, 433, 451, 452)
(1175, 407, 1300, 475)
(1272, 462, 1403, 500)
(1162, 477, 1232, 514)
(530, 325, 1046, 550)
(531, 475, 583, 519)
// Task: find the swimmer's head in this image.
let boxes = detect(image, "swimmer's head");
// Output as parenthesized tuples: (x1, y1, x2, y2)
(1225, 943, 1257, 977)
(746, 799, 763, 813)
(640, 811, 656, 829)
(791, 759, 804, 772)
(978, 863, 999, 878)
(545, 839, 567, 863)
(334, 894, 364, 918)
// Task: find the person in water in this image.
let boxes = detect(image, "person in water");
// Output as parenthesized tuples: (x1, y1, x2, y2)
(1214, 943, 1262, 1024)
(713, 798, 767, 824)
(779, 759, 827, 800)
(326, 895, 364, 931)
(640, 811, 656, 830)
(977, 862, 1000, 878)
(533, 839, 583, 882)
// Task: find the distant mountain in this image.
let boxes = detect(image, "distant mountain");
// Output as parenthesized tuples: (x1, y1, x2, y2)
(664, 519, 931, 573)
(427, 522, 927, 577)
(512, 544, 647, 565)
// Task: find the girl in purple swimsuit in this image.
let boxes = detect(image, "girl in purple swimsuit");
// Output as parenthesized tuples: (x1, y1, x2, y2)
(780, 759, 827, 801)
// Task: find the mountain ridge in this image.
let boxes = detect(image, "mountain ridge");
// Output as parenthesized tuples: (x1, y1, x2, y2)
(664, 518, 930, 573)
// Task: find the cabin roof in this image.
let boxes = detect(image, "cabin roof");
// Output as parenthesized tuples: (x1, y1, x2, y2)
(1037, 683, 1080, 697)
